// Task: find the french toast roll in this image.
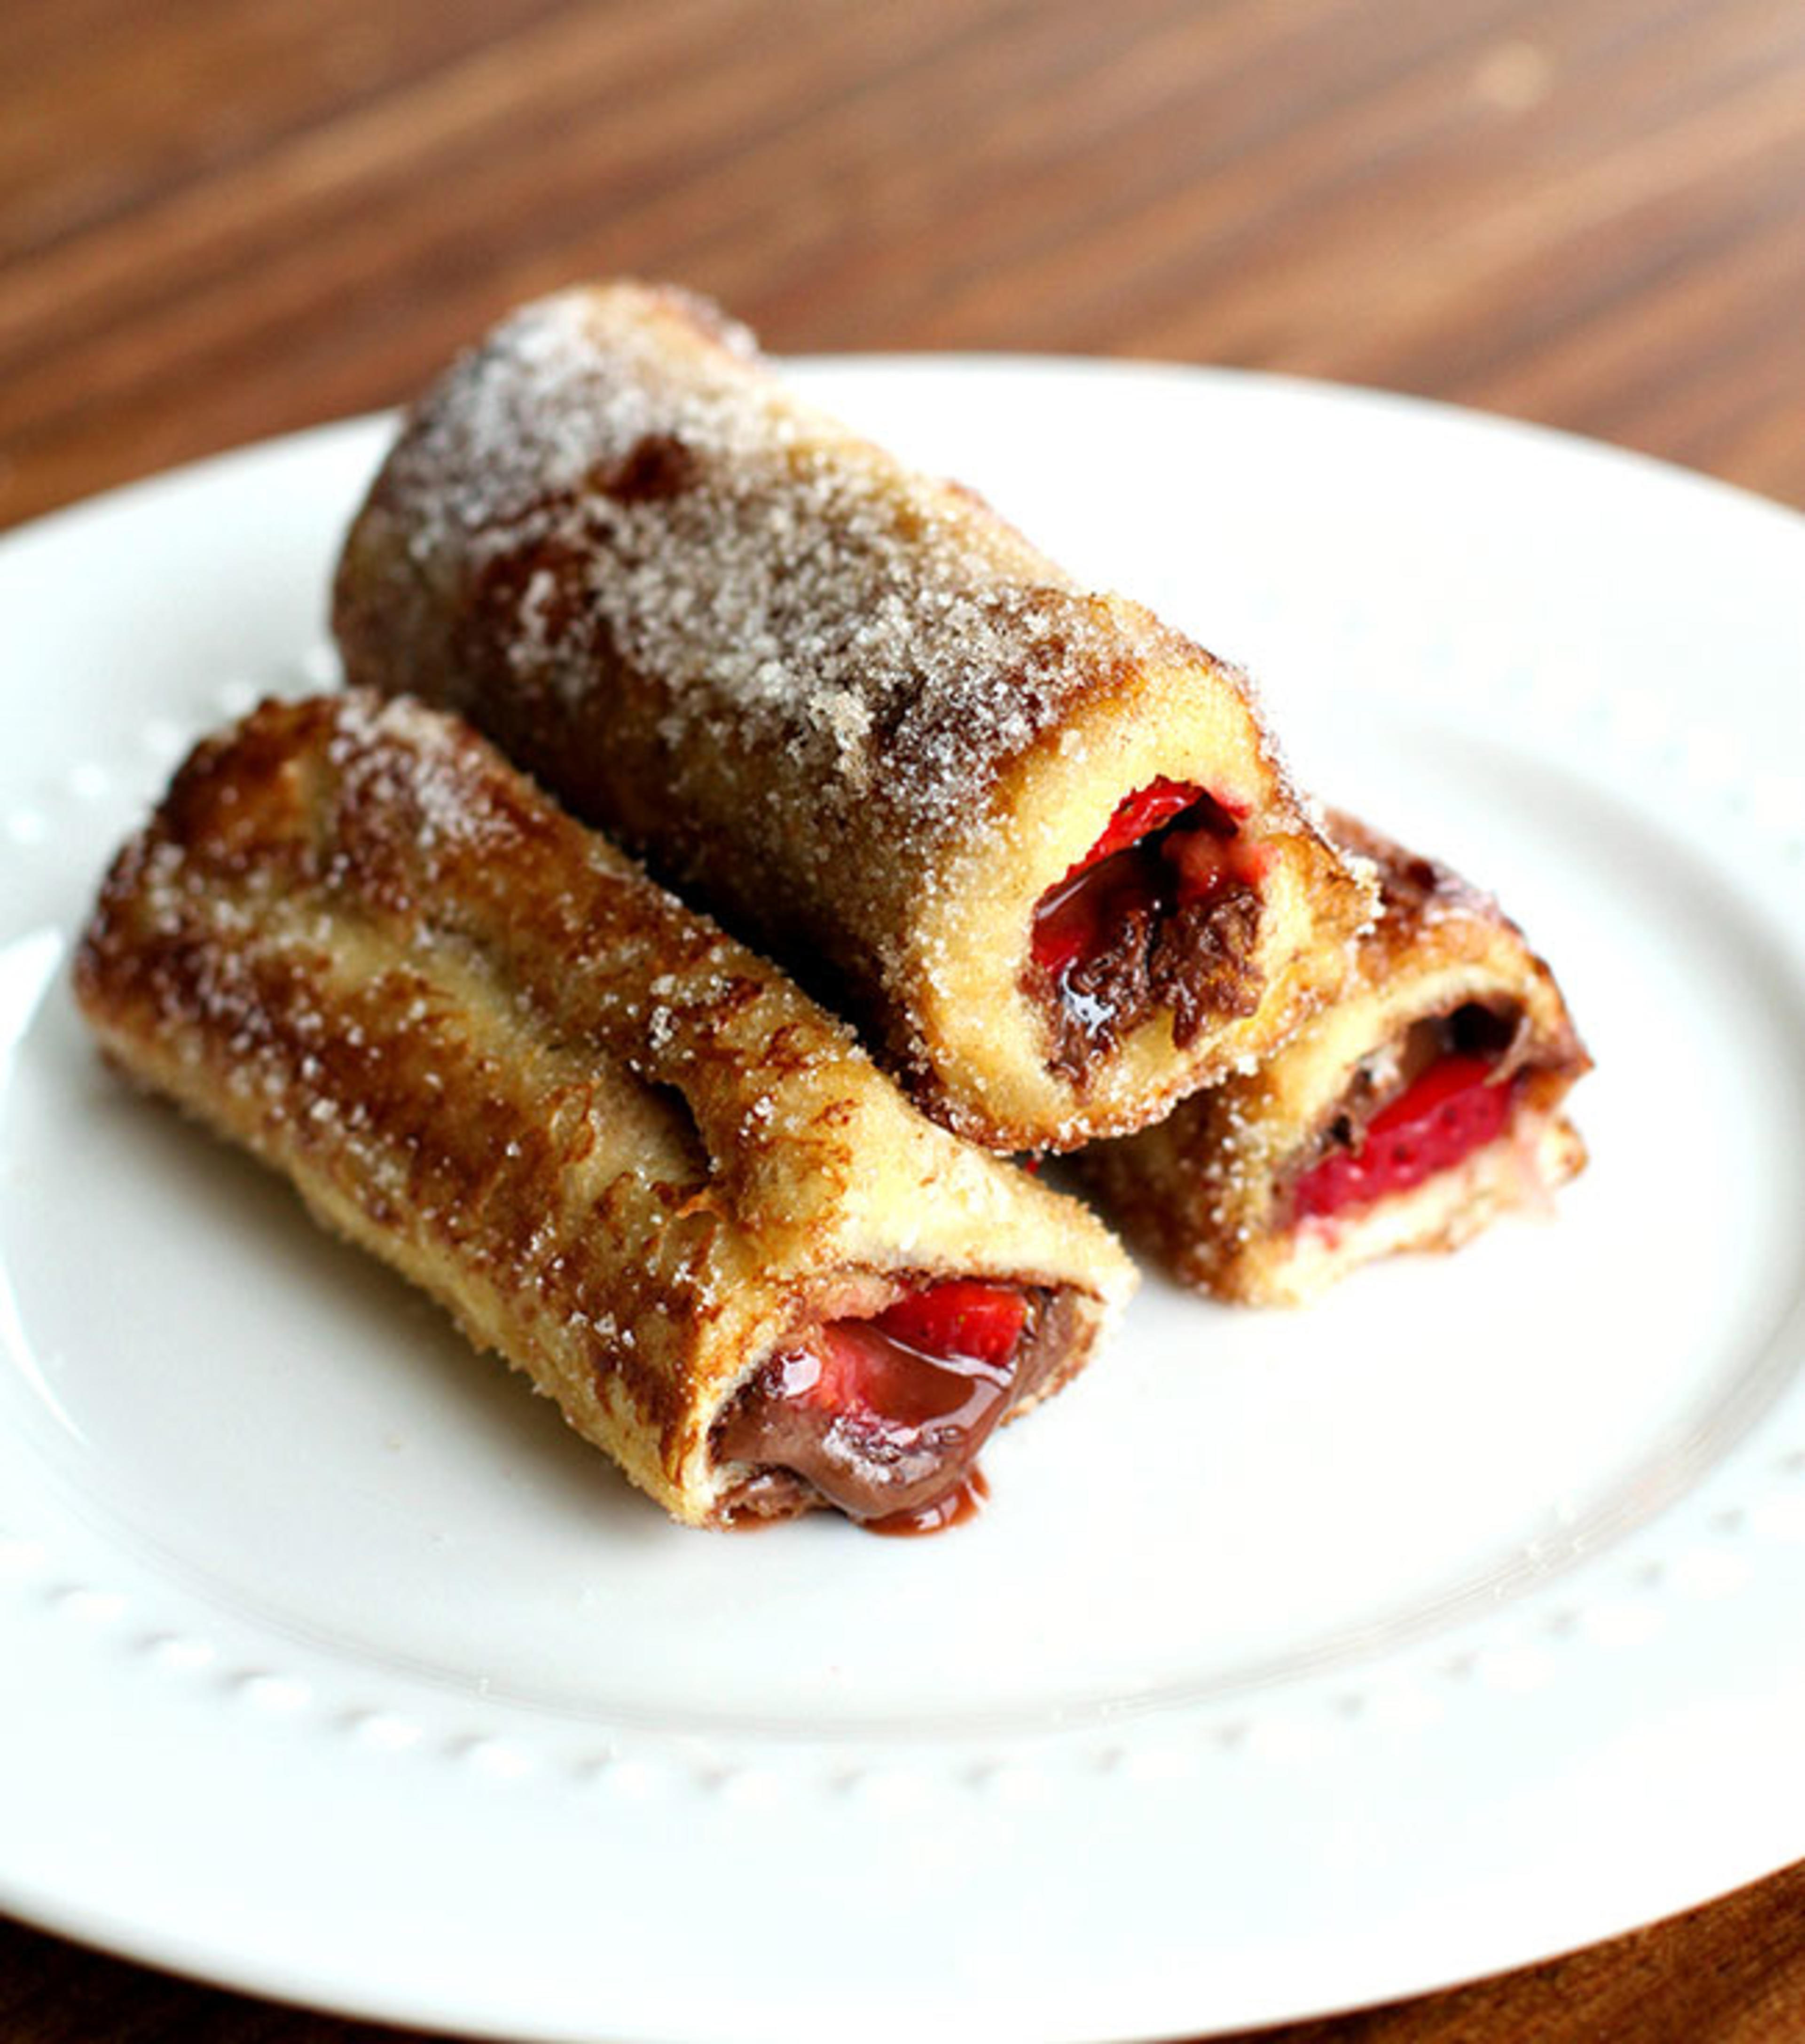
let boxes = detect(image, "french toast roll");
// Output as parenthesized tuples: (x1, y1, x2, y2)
(74, 694, 1133, 1532)
(332, 282, 1374, 1152)
(1077, 814, 1590, 1306)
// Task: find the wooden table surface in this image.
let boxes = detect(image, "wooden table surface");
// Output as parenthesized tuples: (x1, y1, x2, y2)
(3, 1, 1802, 2038)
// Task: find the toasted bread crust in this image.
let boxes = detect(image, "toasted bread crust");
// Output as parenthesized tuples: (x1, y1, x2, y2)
(332, 282, 1373, 1150)
(74, 693, 1133, 1524)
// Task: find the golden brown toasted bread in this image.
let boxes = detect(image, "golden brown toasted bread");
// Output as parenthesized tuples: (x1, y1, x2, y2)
(75, 693, 1134, 1527)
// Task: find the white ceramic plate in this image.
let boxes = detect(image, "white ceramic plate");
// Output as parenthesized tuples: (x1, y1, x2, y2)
(2, 362, 1803, 2043)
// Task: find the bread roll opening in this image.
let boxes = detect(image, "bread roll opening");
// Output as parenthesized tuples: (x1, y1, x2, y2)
(1025, 779, 1272, 1082)
(713, 1279, 1077, 1534)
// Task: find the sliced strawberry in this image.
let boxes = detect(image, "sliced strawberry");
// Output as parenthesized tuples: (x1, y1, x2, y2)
(874, 1279, 1028, 1366)
(810, 1322, 976, 1430)
(1292, 1054, 1515, 1222)
(773, 1281, 1028, 1432)
(1079, 777, 1203, 872)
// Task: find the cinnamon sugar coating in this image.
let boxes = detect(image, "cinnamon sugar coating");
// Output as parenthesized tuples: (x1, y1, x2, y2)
(1077, 813, 1591, 1306)
(73, 694, 1132, 1526)
(332, 282, 1373, 1151)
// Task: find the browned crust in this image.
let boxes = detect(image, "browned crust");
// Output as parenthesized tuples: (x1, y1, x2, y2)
(1076, 812, 1591, 1304)
(332, 281, 1373, 1150)
(73, 693, 1134, 1523)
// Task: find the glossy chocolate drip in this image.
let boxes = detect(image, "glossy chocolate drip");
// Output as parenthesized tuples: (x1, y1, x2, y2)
(714, 1287, 1072, 1530)
(868, 1468, 990, 1537)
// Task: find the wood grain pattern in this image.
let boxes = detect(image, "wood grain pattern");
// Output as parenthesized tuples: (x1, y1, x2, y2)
(3, 0, 1803, 2037)
(2, 0, 1801, 532)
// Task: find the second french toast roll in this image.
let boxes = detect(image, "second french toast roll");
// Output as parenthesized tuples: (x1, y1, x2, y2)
(1077, 813, 1591, 1306)
(74, 693, 1133, 1533)
(332, 282, 1374, 1152)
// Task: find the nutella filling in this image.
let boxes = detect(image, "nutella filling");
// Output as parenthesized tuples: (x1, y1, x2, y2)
(714, 1281, 1071, 1534)
(1027, 779, 1265, 1084)
(1288, 1003, 1527, 1224)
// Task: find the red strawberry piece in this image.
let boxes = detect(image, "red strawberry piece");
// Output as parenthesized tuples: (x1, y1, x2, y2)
(814, 1322, 969, 1429)
(778, 1281, 1027, 1433)
(874, 1280, 1028, 1366)
(1293, 1054, 1515, 1222)
(1079, 778, 1203, 871)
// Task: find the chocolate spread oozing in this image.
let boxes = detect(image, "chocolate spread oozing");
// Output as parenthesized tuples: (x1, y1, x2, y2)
(713, 1288, 1075, 1528)
(1030, 772, 1267, 1087)
(1046, 882, 1262, 1082)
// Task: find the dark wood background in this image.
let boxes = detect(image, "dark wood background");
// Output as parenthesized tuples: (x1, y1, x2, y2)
(4, 0, 1804, 2038)
(6, 0, 1803, 533)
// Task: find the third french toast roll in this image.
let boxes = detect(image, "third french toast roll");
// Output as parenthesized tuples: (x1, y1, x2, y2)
(75, 693, 1133, 1533)
(1077, 814, 1591, 1306)
(332, 282, 1375, 1152)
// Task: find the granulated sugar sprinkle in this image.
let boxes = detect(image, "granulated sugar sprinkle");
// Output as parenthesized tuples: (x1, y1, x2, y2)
(371, 284, 1166, 839)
